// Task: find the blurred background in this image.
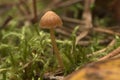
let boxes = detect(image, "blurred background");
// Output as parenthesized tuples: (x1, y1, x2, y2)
(0, 0, 120, 80)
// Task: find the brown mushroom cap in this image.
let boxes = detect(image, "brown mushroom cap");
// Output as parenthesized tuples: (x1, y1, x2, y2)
(40, 11, 63, 29)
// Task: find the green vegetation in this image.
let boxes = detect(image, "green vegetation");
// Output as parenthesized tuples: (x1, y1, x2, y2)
(0, 24, 90, 79)
(0, 22, 120, 80)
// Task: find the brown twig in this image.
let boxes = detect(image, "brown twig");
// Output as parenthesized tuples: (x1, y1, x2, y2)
(82, 0, 94, 29)
(62, 16, 84, 24)
(87, 39, 116, 57)
(98, 46, 120, 61)
(56, 28, 70, 37)
(75, 0, 94, 45)
(16, 4, 27, 15)
(32, 0, 37, 23)
(0, 16, 13, 29)
(19, 0, 31, 15)
(0, 1, 29, 16)
(55, 0, 82, 9)
(78, 37, 113, 46)
(93, 27, 120, 36)
(76, 31, 89, 45)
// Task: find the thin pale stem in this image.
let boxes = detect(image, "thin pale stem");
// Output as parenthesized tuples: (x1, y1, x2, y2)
(50, 28, 64, 68)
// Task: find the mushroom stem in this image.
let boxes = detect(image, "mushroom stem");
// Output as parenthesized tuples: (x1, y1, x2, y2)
(50, 28, 64, 68)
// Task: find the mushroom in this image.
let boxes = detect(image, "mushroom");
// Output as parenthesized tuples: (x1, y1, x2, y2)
(40, 11, 64, 68)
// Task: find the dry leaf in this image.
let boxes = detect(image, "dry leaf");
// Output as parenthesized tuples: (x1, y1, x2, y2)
(63, 57, 120, 80)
